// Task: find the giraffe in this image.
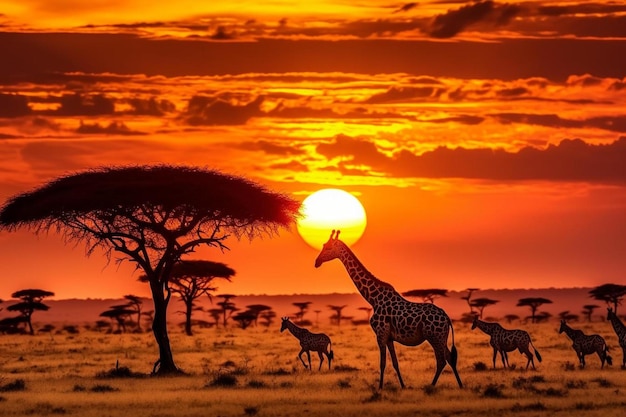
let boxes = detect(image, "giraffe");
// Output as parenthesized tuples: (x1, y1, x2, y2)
(559, 320, 612, 368)
(607, 308, 626, 368)
(314, 230, 463, 389)
(280, 317, 334, 370)
(471, 317, 542, 370)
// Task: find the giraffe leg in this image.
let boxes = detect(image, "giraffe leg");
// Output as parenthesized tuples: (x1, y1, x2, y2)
(386, 340, 406, 388)
(298, 349, 308, 369)
(500, 350, 507, 368)
(622, 347, 626, 368)
(445, 346, 463, 388)
(492, 347, 498, 369)
(377, 339, 387, 390)
(306, 350, 312, 370)
(317, 351, 324, 371)
(431, 343, 447, 386)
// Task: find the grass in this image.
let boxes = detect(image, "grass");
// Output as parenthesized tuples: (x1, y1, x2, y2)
(0, 321, 625, 416)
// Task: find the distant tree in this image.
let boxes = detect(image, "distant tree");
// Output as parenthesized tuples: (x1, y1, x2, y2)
(402, 288, 448, 304)
(233, 310, 256, 329)
(589, 283, 626, 314)
(100, 305, 135, 333)
(245, 304, 272, 327)
(7, 289, 55, 335)
(259, 310, 276, 327)
(470, 298, 499, 319)
(582, 304, 600, 322)
(358, 306, 372, 320)
(207, 308, 222, 327)
(504, 314, 520, 324)
(94, 319, 112, 333)
(217, 294, 238, 327)
(0, 298, 3, 312)
(328, 305, 347, 327)
(516, 297, 553, 323)
(461, 288, 480, 314)
(141, 260, 235, 336)
(313, 309, 322, 326)
(0, 165, 298, 374)
(123, 294, 144, 332)
(0, 316, 28, 334)
(558, 310, 579, 322)
(292, 301, 312, 324)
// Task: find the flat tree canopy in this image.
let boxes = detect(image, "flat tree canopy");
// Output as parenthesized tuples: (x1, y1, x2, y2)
(0, 165, 300, 374)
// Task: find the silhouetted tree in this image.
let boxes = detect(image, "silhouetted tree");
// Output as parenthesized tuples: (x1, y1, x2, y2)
(246, 304, 272, 327)
(582, 304, 600, 322)
(0, 316, 28, 334)
(142, 260, 235, 335)
(504, 314, 520, 324)
(292, 301, 312, 324)
(461, 288, 480, 314)
(558, 310, 579, 322)
(0, 165, 299, 374)
(7, 289, 55, 335)
(100, 305, 135, 333)
(207, 308, 222, 327)
(123, 294, 144, 332)
(328, 305, 347, 327)
(470, 298, 499, 319)
(590, 283, 626, 314)
(259, 310, 276, 327)
(217, 294, 238, 327)
(517, 297, 553, 323)
(402, 288, 448, 304)
(359, 306, 372, 320)
(313, 309, 321, 326)
(233, 310, 256, 329)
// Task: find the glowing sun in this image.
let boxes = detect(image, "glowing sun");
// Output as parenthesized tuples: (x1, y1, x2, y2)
(296, 188, 367, 250)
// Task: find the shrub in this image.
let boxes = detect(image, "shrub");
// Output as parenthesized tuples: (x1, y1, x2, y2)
(96, 364, 144, 379)
(90, 384, 118, 392)
(337, 378, 351, 389)
(483, 383, 505, 398)
(473, 361, 488, 371)
(0, 379, 26, 392)
(511, 402, 546, 412)
(422, 384, 438, 396)
(72, 385, 86, 392)
(247, 379, 266, 388)
(208, 373, 238, 387)
(244, 406, 259, 416)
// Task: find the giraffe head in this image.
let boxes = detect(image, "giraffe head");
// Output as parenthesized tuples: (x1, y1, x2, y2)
(558, 319, 566, 333)
(280, 316, 290, 332)
(314, 229, 343, 268)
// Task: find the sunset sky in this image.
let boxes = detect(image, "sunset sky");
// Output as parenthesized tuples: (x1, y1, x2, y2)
(0, 1, 625, 300)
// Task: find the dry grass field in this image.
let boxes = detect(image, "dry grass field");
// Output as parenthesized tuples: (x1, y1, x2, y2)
(1, 320, 625, 417)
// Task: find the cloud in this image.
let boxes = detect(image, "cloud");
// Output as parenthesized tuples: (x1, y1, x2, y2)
(126, 97, 176, 116)
(316, 135, 626, 182)
(0, 93, 31, 117)
(184, 95, 264, 125)
(233, 140, 304, 156)
(428, 1, 522, 38)
(364, 86, 443, 104)
(56, 93, 115, 116)
(76, 121, 146, 136)
(393, 3, 418, 14)
(494, 113, 626, 133)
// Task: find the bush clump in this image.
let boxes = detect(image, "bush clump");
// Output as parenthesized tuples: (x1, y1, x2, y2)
(0, 379, 26, 392)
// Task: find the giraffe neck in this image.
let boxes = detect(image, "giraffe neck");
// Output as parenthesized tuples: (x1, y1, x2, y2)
(336, 242, 400, 308)
(475, 320, 501, 336)
(608, 313, 626, 336)
(284, 321, 308, 340)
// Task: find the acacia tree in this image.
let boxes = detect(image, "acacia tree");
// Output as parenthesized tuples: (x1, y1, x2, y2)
(141, 260, 235, 336)
(582, 304, 600, 322)
(470, 298, 499, 319)
(402, 288, 448, 304)
(245, 304, 272, 327)
(123, 294, 144, 332)
(589, 283, 626, 314)
(292, 301, 312, 324)
(328, 304, 347, 327)
(100, 305, 135, 333)
(217, 294, 238, 327)
(0, 165, 299, 374)
(7, 289, 55, 335)
(461, 288, 480, 314)
(516, 297, 553, 323)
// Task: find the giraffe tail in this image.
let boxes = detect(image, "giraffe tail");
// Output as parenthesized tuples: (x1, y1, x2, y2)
(449, 318, 458, 368)
(531, 341, 542, 362)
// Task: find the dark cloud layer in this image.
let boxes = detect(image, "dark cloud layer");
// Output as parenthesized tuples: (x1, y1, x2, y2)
(316, 136, 626, 182)
(428, 1, 522, 38)
(1, 33, 626, 81)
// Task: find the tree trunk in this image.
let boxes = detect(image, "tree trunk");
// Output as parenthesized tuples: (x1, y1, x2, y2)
(184, 301, 193, 336)
(150, 280, 178, 374)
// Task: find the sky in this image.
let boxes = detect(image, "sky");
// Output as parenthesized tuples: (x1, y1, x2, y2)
(0, 0, 625, 300)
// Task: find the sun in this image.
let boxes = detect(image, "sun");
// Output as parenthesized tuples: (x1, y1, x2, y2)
(296, 188, 367, 250)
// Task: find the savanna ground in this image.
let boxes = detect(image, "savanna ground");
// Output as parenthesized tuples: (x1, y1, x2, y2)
(1, 320, 625, 417)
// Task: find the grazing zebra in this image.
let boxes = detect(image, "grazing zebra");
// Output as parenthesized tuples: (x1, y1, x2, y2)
(559, 320, 612, 368)
(607, 308, 626, 368)
(471, 317, 542, 370)
(314, 230, 463, 389)
(280, 317, 334, 370)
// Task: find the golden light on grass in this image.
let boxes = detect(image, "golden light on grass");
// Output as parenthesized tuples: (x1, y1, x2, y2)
(296, 188, 367, 250)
